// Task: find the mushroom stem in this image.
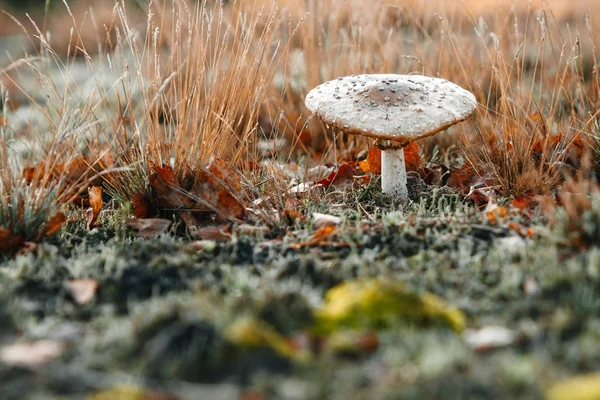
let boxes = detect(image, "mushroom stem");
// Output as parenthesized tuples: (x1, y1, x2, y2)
(381, 147, 408, 198)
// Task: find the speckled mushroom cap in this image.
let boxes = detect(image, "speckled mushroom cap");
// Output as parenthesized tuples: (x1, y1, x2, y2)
(305, 74, 476, 145)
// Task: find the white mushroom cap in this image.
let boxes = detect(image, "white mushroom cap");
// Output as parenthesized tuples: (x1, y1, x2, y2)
(305, 74, 476, 145)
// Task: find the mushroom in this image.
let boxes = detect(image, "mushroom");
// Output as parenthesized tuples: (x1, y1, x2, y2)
(305, 74, 476, 199)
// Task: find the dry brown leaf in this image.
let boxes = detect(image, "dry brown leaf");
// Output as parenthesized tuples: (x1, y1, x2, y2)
(208, 157, 242, 192)
(67, 279, 98, 305)
(486, 204, 507, 224)
(125, 218, 172, 239)
(359, 147, 382, 174)
(23, 162, 51, 184)
(316, 162, 361, 188)
(447, 165, 479, 193)
(289, 226, 342, 249)
(150, 165, 190, 210)
(189, 224, 232, 241)
(191, 159, 246, 221)
(403, 142, 423, 171)
(87, 186, 103, 230)
(0, 340, 66, 368)
(216, 188, 246, 221)
(0, 228, 22, 253)
(38, 212, 67, 239)
(133, 193, 152, 219)
(63, 157, 90, 182)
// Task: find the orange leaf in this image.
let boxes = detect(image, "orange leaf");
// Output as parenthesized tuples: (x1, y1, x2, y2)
(0, 228, 22, 253)
(298, 130, 312, 148)
(216, 189, 246, 220)
(447, 166, 479, 194)
(359, 147, 382, 174)
(71, 194, 90, 208)
(190, 158, 247, 220)
(133, 193, 152, 219)
(403, 142, 423, 171)
(208, 157, 242, 192)
(22, 162, 51, 184)
(150, 165, 190, 210)
(508, 222, 536, 238)
(189, 224, 232, 241)
(86, 186, 103, 230)
(510, 196, 531, 211)
(39, 212, 66, 238)
(63, 157, 89, 182)
(316, 162, 360, 188)
(486, 205, 507, 224)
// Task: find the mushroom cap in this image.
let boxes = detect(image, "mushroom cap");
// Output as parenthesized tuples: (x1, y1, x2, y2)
(305, 74, 476, 145)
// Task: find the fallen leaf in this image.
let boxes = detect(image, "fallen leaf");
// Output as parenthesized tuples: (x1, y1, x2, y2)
(133, 194, 153, 219)
(315, 278, 466, 334)
(23, 162, 51, 184)
(486, 204, 507, 224)
(38, 212, 67, 239)
(215, 188, 246, 221)
(546, 373, 600, 400)
(87, 186, 103, 230)
(0, 340, 66, 368)
(316, 162, 361, 188)
(208, 157, 243, 193)
(224, 316, 311, 362)
(189, 224, 231, 241)
(403, 142, 423, 171)
(510, 195, 534, 211)
(508, 222, 535, 238)
(125, 218, 172, 239)
(66, 279, 98, 305)
(359, 147, 382, 174)
(191, 158, 247, 220)
(70, 194, 90, 208)
(0, 228, 22, 253)
(63, 157, 90, 182)
(150, 165, 190, 210)
(447, 165, 480, 194)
